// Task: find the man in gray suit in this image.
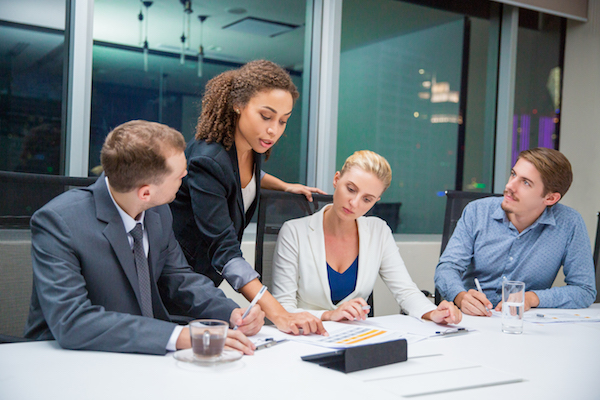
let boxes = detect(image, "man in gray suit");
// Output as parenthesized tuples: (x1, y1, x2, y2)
(24, 120, 264, 355)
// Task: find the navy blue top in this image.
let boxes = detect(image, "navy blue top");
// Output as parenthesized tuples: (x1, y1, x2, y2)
(327, 256, 359, 304)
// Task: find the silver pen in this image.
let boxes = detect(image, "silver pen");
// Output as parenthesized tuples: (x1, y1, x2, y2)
(233, 285, 267, 330)
(474, 277, 490, 313)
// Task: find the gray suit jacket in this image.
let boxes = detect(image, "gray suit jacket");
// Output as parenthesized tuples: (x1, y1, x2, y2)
(24, 176, 238, 355)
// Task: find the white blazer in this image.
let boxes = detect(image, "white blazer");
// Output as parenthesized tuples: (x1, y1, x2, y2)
(272, 205, 436, 319)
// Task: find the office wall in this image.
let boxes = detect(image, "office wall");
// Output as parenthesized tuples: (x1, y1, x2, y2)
(560, 0, 600, 245)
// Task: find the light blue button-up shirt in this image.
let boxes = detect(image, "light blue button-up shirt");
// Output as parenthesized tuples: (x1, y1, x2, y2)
(435, 197, 596, 308)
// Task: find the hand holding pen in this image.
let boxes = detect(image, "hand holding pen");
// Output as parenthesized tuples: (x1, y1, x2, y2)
(455, 278, 493, 316)
(233, 285, 267, 332)
(321, 298, 370, 322)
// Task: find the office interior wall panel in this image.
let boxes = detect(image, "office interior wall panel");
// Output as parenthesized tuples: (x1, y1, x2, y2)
(560, 0, 600, 245)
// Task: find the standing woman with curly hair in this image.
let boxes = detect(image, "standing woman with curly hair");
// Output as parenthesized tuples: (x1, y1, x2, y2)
(170, 60, 327, 336)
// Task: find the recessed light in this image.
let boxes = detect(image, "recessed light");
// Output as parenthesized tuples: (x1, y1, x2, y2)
(227, 7, 247, 15)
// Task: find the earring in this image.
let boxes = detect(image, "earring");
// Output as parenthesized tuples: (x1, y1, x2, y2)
(235, 109, 240, 114)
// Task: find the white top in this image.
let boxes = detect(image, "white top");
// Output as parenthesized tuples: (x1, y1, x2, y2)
(241, 172, 256, 213)
(271, 205, 436, 319)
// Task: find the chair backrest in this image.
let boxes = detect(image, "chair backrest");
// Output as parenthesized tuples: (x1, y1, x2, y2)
(0, 171, 97, 342)
(594, 212, 600, 303)
(255, 190, 333, 292)
(0, 170, 98, 228)
(368, 202, 402, 233)
(435, 190, 502, 304)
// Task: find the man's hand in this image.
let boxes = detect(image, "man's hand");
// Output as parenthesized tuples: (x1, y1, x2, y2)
(495, 291, 539, 312)
(454, 289, 492, 316)
(230, 305, 265, 336)
(224, 329, 256, 355)
(423, 300, 462, 324)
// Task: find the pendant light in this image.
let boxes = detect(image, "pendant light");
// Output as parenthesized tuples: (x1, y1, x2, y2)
(197, 15, 208, 77)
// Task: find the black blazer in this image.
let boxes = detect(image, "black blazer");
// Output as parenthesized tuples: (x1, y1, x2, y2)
(171, 140, 261, 287)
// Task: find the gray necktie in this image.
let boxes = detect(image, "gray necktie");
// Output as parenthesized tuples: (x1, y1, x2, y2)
(130, 223, 153, 318)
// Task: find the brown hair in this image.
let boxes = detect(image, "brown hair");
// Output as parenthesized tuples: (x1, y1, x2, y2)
(195, 60, 299, 158)
(517, 147, 572, 198)
(340, 150, 392, 191)
(101, 120, 186, 192)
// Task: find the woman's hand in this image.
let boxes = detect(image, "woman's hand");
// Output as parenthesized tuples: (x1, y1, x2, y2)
(322, 298, 369, 322)
(284, 184, 327, 202)
(273, 311, 328, 336)
(422, 300, 462, 324)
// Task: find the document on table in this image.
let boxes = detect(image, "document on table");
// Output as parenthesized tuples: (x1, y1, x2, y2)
(524, 310, 600, 324)
(356, 314, 475, 339)
(286, 321, 419, 349)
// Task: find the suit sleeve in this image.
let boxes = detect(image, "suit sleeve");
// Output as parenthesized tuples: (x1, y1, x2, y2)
(186, 156, 258, 290)
(271, 222, 326, 319)
(30, 208, 176, 355)
(157, 228, 239, 320)
(376, 222, 436, 318)
(434, 205, 476, 302)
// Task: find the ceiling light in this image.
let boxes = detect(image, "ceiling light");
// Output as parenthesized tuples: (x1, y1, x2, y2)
(223, 17, 298, 38)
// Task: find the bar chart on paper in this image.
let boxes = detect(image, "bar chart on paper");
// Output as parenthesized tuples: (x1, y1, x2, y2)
(288, 323, 408, 349)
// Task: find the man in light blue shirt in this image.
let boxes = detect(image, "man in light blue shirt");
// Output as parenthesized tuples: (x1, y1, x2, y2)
(435, 148, 596, 316)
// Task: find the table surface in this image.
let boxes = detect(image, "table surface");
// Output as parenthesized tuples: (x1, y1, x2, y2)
(1, 305, 599, 400)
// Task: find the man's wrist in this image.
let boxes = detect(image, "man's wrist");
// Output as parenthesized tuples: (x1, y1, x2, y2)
(453, 291, 466, 309)
(525, 291, 540, 308)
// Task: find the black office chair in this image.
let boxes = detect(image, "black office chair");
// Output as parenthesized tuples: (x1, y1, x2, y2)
(254, 190, 374, 316)
(0, 171, 97, 342)
(434, 190, 502, 305)
(594, 212, 600, 303)
(0, 170, 98, 228)
(369, 202, 402, 233)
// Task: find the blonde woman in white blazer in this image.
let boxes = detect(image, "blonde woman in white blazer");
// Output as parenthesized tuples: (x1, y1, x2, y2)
(272, 151, 461, 324)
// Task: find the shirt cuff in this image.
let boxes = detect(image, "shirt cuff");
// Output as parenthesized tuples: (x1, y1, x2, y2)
(167, 325, 184, 352)
(222, 257, 260, 291)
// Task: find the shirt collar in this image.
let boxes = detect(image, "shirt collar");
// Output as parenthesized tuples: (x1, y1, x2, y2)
(491, 197, 557, 228)
(105, 177, 145, 233)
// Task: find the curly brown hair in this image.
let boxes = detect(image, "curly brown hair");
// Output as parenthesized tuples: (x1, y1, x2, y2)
(196, 60, 299, 157)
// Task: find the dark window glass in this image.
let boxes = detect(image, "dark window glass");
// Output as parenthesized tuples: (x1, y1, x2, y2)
(0, 23, 65, 175)
(337, 0, 498, 233)
(512, 10, 564, 163)
(90, 0, 308, 184)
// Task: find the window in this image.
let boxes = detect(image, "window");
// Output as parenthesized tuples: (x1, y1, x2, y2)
(90, 0, 309, 184)
(337, 0, 498, 233)
(0, 1, 66, 175)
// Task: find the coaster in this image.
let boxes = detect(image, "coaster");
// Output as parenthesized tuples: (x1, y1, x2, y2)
(173, 349, 243, 365)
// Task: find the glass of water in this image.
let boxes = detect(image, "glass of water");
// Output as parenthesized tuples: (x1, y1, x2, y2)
(502, 281, 525, 334)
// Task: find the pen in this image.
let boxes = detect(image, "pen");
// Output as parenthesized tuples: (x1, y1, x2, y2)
(474, 277, 490, 313)
(435, 328, 468, 336)
(233, 285, 267, 330)
(362, 305, 371, 311)
(255, 338, 289, 351)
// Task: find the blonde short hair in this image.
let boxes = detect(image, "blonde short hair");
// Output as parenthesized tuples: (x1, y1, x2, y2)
(340, 150, 392, 191)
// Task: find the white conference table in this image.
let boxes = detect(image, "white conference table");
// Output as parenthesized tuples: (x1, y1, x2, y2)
(1, 305, 599, 400)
